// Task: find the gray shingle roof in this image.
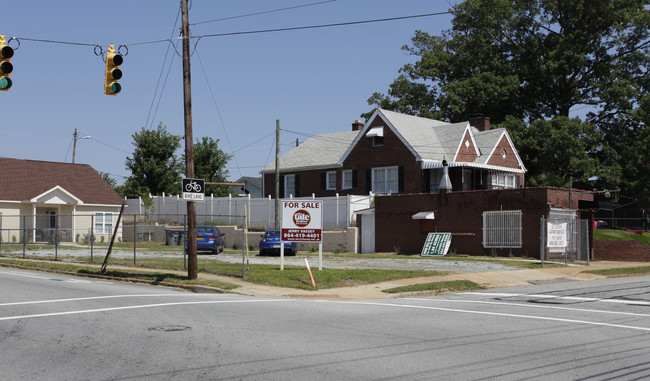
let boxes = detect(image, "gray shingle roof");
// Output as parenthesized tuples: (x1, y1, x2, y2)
(262, 109, 524, 173)
(261, 131, 359, 173)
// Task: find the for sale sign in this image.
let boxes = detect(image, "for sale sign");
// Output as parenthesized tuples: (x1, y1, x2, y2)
(281, 200, 323, 242)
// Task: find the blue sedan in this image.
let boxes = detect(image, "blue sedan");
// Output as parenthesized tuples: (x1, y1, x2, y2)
(194, 225, 225, 254)
(259, 229, 297, 256)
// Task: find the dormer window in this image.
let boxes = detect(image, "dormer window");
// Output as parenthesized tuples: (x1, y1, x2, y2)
(366, 127, 384, 147)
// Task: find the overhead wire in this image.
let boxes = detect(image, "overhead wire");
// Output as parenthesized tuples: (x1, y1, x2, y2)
(145, 4, 182, 130)
(190, 0, 337, 26)
(195, 46, 243, 178)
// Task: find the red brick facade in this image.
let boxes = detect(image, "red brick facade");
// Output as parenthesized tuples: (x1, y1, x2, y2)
(372, 187, 594, 258)
(263, 117, 525, 198)
(594, 240, 650, 261)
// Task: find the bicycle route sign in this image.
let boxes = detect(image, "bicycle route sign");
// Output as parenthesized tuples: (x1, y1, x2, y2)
(421, 232, 452, 256)
(281, 200, 323, 242)
(182, 178, 205, 201)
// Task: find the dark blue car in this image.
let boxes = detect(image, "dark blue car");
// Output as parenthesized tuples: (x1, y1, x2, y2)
(259, 229, 297, 256)
(194, 225, 225, 254)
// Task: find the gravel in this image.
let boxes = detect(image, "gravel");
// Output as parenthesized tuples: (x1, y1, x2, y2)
(2, 248, 519, 273)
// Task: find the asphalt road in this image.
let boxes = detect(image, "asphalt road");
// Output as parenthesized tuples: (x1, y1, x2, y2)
(1, 268, 649, 380)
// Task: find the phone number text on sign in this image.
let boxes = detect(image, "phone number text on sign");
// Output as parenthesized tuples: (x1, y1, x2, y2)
(281, 229, 321, 241)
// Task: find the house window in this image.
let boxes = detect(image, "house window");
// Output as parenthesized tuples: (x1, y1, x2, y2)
(372, 166, 399, 194)
(95, 213, 113, 234)
(342, 170, 353, 189)
(284, 175, 296, 197)
(326, 171, 337, 190)
(373, 136, 384, 147)
(429, 168, 442, 192)
(462, 169, 473, 190)
(482, 210, 522, 248)
(489, 173, 518, 189)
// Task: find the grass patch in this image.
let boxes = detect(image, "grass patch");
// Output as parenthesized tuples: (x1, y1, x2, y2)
(594, 229, 650, 245)
(584, 266, 650, 277)
(1, 256, 449, 291)
(383, 280, 484, 294)
(107, 256, 449, 290)
(0, 258, 239, 290)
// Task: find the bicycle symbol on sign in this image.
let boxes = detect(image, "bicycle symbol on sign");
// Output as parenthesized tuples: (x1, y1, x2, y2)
(185, 180, 202, 192)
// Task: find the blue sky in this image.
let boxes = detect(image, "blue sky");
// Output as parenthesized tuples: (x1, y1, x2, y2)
(2, 0, 458, 187)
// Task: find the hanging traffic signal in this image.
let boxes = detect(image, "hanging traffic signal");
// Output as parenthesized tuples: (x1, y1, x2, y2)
(104, 45, 123, 95)
(0, 35, 14, 91)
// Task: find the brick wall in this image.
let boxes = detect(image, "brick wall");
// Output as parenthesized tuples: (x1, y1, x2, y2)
(593, 240, 650, 261)
(374, 187, 594, 258)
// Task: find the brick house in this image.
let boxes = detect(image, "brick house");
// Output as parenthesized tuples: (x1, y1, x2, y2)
(373, 187, 595, 258)
(0, 158, 124, 243)
(261, 109, 526, 197)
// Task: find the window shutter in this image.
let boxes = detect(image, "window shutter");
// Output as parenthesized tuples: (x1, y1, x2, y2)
(366, 169, 372, 194)
(320, 172, 326, 190)
(352, 170, 358, 188)
(398, 166, 404, 193)
(295, 175, 300, 197)
(279, 175, 284, 197)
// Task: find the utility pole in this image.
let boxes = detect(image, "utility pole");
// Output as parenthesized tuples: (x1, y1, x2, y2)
(181, 0, 198, 280)
(72, 128, 79, 164)
(275, 120, 280, 229)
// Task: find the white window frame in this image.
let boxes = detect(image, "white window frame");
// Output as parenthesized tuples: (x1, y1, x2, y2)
(489, 173, 518, 189)
(284, 175, 296, 198)
(429, 168, 442, 193)
(482, 210, 522, 248)
(342, 170, 353, 190)
(372, 166, 399, 194)
(326, 171, 337, 190)
(94, 212, 114, 234)
(462, 169, 473, 190)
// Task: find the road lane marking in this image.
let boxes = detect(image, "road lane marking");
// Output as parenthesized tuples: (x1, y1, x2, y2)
(0, 293, 199, 307)
(0, 270, 51, 280)
(339, 301, 650, 332)
(0, 299, 293, 321)
(462, 292, 650, 306)
(403, 298, 650, 318)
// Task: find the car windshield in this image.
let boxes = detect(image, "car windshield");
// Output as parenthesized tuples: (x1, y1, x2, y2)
(197, 227, 213, 233)
(265, 231, 280, 238)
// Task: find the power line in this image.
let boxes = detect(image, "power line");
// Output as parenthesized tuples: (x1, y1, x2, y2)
(195, 46, 243, 178)
(193, 10, 454, 39)
(191, 0, 337, 26)
(145, 4, 182, 130)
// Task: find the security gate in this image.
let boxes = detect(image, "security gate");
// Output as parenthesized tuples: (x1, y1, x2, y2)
(540, 209, 590, 264)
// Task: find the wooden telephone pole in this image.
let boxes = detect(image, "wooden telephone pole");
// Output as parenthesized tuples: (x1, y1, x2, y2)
(181, 0, 198, 280)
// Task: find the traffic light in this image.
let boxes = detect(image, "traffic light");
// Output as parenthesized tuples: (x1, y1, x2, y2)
(104, 45, 123, 95)
(0, 35, 14, 91)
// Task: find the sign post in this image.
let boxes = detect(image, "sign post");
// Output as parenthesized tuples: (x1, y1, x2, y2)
(281, 200, 323, 270)
(421, 233, 452, 257)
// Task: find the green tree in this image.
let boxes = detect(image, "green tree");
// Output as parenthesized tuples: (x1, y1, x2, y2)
(98, 171, 117, 189)
(185, 136, 233, 197)
(123, 123, 183, 197)
(502, 116, 610, 186)
(367, 0, 649, 199)
(368, 0, 649, 124)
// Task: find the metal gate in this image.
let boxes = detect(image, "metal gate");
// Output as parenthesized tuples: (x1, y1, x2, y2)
(540, 212, 590, 264)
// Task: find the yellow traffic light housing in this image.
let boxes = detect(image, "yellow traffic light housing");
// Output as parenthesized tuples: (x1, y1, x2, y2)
(104, 45, 123, 95)
(0, 35, 14, 91)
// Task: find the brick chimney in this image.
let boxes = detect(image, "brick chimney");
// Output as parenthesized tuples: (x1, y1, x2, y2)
(469, 115, 490, 132)
(352, 120, 365, 131)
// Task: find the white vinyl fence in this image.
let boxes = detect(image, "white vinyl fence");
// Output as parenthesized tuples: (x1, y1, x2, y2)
(124, 194, 372, 229)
